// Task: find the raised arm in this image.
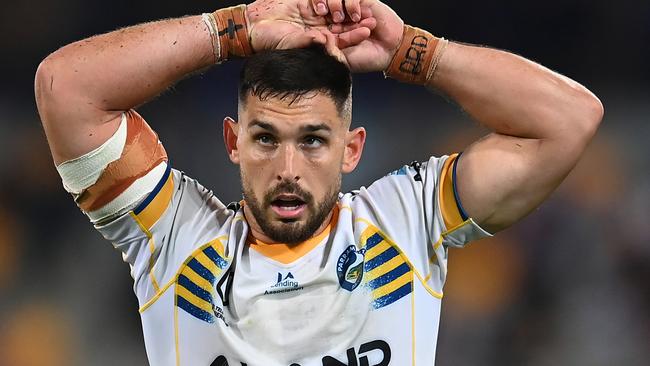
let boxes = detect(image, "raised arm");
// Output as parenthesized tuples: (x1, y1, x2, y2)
(428, 43, 603, 233)
(34, 15, 215, 164)
(321, 0, 603, 233)
(35, 1, 375, 165)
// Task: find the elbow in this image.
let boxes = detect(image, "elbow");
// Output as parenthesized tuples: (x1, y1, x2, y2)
(565, 87, 604, 143)
(582, 92, 604, 137)
(34, 55, 59, 115)
(35, 52, 72, 125)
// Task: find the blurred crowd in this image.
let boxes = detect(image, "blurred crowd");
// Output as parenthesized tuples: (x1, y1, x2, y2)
(1, 0, 649, 365)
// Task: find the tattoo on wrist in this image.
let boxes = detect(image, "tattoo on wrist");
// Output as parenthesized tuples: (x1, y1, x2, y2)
(399, 35, 430, 75)
(384, 26, 449, 86)
(218, 19, 244, 40)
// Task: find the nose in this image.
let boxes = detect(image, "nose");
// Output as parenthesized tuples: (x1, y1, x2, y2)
(276, 144, 300, 182)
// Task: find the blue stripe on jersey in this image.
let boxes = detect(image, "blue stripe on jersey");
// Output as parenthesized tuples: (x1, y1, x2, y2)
(134, 162, 172, 215)
(366, 263, 411, 290)
(452, 153, 469, 221)
(178, 274, 214, 304)
(365, 233, 383, 250)
(372, 282, 413, 309)
(187, 258, 216, 285)
(365, 247, 399, 272)
(203, 246, 228, 270)
(176, 295, 215, 323)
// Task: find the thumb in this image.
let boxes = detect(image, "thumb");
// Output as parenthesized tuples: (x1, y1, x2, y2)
(276, 29, 327, 49)
(321, 31, 349, 66)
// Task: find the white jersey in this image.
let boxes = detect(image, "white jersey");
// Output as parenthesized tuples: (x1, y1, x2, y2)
(62, 111, 490, 366)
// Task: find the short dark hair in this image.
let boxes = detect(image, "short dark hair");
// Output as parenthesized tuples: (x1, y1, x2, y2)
(239, 46, 352, 113)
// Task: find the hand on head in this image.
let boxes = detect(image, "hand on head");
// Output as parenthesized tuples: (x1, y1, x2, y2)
(247, 0, 404, 72)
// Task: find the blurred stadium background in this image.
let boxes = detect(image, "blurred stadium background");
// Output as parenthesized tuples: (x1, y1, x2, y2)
(1, 0, 649, 365)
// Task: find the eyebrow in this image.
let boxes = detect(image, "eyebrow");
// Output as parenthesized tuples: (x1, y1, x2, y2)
(248, 120, 332, 134)
(301, 123, 331, 133)
(248, 120, 278, 134)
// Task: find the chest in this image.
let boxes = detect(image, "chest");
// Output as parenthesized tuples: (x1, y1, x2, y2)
(147, 224, 440, 366)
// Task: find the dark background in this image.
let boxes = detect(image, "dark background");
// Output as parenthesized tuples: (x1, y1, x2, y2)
(1, 0, 649, 365)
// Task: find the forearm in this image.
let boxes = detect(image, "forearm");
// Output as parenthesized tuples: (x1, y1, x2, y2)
(36, 15, 213, 114)
(374, 8, 604, 231)
(34, 14, 219, 164)
(427, 42, 603, 141)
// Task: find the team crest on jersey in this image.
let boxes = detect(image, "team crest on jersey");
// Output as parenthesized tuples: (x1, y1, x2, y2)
(337, 245, 366, 291)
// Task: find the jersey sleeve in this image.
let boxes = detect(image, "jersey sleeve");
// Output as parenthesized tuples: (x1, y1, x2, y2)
(56, 110, 235, 308)
(357, 154, 492, 292)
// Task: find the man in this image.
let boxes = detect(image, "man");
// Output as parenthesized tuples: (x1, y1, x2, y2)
(34, 0, 602, 365)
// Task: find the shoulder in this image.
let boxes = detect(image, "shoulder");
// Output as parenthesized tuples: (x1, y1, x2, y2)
(354, 155, 455, 206)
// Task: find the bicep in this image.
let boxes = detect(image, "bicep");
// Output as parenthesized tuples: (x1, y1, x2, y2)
(456, 132, 582, 233)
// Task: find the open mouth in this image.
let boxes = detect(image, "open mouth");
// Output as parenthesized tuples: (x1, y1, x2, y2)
(270, 195, 307, 219)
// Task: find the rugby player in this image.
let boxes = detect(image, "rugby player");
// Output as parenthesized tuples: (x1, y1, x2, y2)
(34, 0, 603, 364)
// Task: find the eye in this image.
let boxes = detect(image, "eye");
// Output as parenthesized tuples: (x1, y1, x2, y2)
(255, 134, 276, 146)
(302, 136, 325, 148)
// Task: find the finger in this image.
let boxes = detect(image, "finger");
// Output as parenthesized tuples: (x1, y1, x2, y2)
(309, 30, 328, 46)
(358, 17, 377, 30)
(336, 27, 371, 49)
(277, 29, 327, 50)
(311, 0, 328, 16)
(344, 0, 361, 22)
(322, 31, 348, 66)
(360, 6, 373, 20)
(328, 17, 377, 34)
(327, 0, 345, 23)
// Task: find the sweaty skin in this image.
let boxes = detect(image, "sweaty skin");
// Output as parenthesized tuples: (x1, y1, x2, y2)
(33, 2, 603, 364)
(224, 93, 365, 244)
(323, 0, 603, 233)
(35, 0, 602, 241)
(35, 0, 374, 165)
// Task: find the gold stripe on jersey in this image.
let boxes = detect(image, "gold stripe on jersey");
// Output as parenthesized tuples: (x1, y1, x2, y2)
(138, 236, 228, 314)
(129, 163, 174, 292)
(174, 238, 230, 324)
(362, 227, 415, 309)
(424, 219, 474, 284)
(365, 254, 403, 280)
(130, 212, 161, 291)
(176, 285, 215, 314)
(180, 265, 214, 294)
(372, 271, 413, 299)
(364, 240, 391, 261)
(135, 170, 174, 230)
(138, 279, 175, 313)
(411, 282, 417, 366)
(194, 251, 221, 278)
(357, 219, 444, 300)
(439, 153, 464, 230)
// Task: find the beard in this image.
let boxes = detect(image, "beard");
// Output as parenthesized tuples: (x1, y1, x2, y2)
(242, 174, 340, 245)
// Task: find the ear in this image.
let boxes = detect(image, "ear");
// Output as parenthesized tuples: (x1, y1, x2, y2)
(342, 127, 366, 174)
(223, 117, 240, 164)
